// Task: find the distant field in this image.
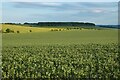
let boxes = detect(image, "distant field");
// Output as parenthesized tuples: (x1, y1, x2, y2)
(1, 24, 108, 33)
(1, 24, 65, 33)
(3, 29, 118, 46)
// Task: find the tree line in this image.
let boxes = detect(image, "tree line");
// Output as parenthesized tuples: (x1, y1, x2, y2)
(24, 22, 95, 27)
(2, 22, 95, 27)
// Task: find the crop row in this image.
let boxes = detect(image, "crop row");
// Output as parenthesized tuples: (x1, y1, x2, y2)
(2, 44, 120, 79)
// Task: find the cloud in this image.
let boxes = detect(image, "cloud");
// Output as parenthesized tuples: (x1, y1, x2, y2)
(13, 2, 63, 9)
(92, 9, 104, 13)
(78, 2, 117, 8)
(40, 2, 62, 6)
(12, 2, 117, 13)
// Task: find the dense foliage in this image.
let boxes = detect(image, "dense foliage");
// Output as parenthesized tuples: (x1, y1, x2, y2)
(24, 22, 95, 27)
(2, 43, 120, 79)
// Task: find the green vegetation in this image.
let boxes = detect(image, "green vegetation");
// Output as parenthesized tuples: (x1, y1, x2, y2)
(24, 22, 96, 27)
(3, 29, 118, 46)
(5, 28, 14, 33)
(2, 44, 119, 79)
(2, 24, 119, 79)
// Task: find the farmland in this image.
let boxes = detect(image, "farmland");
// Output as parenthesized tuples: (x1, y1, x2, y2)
(1, 24, 120, 79)
(1, 24, 56, 33)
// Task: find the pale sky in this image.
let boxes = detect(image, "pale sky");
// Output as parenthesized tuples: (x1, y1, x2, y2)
(1, 0, 120, 2)
(1, 1, 119, 25)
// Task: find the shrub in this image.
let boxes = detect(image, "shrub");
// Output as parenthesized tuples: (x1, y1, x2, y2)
(79, 28, 82, 30)
(5, 28, 14, 33)
(59, 29, 61, 31)
(51, 29, 54, 31)
(17, 31, 20, 33)
(55, 29, 58, 31)
(6, 28, 11, 33)
(29, 30, 32, 32)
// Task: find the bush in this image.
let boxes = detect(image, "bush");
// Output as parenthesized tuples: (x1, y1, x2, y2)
(17, 31, 20, 33)
(29, 30, 32, 32)
(59, 29, 61, 31)
(5, 28, 14, 33)
(6, 28, 11, 33)
(51, 29, 59, 31)
(51, 29, 54, 31)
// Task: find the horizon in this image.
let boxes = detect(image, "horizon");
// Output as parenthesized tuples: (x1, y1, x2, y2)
(1, 21, 118, 25)
(1, 2, 118, 25)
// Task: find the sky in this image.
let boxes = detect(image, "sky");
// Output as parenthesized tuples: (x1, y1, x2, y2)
(1, 0, 120, 2)
(1, 2, 118, 25)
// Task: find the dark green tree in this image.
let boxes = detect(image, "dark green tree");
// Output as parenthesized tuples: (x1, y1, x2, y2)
(6, 28, 11, 33)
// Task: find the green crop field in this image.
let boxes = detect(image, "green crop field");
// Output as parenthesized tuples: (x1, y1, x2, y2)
(2, 24, 120, 79)
(2, 28, 118, 46)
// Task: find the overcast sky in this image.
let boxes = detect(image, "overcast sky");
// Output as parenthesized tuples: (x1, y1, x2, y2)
(1, 2, 118, 25)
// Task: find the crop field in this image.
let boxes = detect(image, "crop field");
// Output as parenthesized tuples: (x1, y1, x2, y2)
(2, 44, 120, 79)
(1, 24, 120, 79)
(2, 29, 118, 45)
(1, 24, 65, 33)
